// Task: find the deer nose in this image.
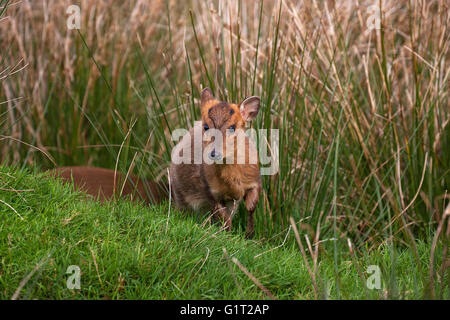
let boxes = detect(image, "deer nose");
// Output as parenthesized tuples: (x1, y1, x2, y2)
(209, 148, 222, 161)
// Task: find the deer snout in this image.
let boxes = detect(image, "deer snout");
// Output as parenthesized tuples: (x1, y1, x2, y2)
(209, 148, 222, 161)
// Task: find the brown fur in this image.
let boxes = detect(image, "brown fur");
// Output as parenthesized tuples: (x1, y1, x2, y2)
(170, 88, 262, 237)
(48, 166, 166, 204)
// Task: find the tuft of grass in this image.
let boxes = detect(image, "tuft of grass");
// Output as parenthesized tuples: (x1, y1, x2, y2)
(0, 165, 447, 299)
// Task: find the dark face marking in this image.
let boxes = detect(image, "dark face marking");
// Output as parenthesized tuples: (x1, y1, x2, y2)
(207, 102, 233, 129)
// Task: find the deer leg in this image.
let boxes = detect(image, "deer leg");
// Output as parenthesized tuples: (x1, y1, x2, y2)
(213, 201, 232, 231)
(244, 187, 260, 239)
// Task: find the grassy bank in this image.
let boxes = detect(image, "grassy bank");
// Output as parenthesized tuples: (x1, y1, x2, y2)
(0, 166, 447, 299)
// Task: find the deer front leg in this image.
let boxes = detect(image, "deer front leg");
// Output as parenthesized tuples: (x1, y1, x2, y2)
(213, 202, 232, 231)
(244, 187, 260, 239)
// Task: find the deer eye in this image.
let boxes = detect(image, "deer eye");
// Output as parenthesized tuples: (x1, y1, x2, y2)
(203, 124, 209, 131)
(229, 125, 236, 133)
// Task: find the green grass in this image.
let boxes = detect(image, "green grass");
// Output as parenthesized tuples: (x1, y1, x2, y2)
(0, 166, 447, 299)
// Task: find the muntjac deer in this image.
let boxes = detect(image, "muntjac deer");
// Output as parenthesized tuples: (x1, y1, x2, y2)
(50, 166, 167, 204)
(50, 88, 262, 238)
(169, 88, 261, 237)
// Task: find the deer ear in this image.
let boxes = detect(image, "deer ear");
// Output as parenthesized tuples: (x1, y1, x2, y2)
(240, 96, 261, 122)
(201, 87, 214, 106)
